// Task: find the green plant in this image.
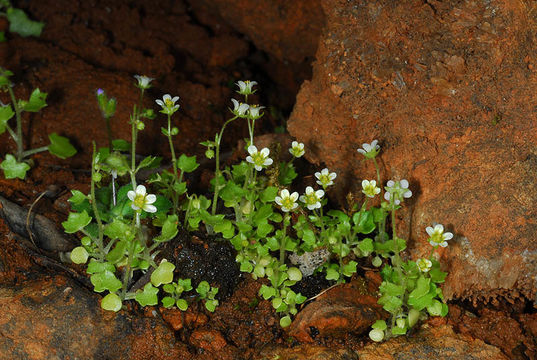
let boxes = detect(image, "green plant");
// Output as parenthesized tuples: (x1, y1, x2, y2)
(0, 68, 76, 179)
(0, 0, 44, 39)
(64, 78, 450, 338)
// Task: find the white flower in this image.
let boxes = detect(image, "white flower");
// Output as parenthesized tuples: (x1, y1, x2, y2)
(236, 80, 257, 95)
(248, 104, 264, 120)
(246, 145, 273, 171)
(231, 99, 249, 117)
(357, 139, 380, 159)
(426, 224, 453, 248)
(299, 186, 324, 210)
(384, 179, 412, 205)
(416, 258, 432, 272)
(127, 185, 157, 213)
(315, 168, 337, 188)
(362, 179, 380, 198)
(156, 94, 180, 115)
(275, 189, 299, 212)
(134, 75, 154, 90)
(289, 141, 305, 158)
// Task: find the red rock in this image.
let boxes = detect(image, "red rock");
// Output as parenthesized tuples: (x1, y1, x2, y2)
(289, 277, 386, 342)
(189, 329, 228, 352)
(160, 307, 208, 331)
(287, 0, 537, 302)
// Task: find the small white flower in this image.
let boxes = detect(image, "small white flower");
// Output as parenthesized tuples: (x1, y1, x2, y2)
(357, 139, 380, 159)
(127, 185, 157, 213)
(246, 145, 273, 171)
(426, 224, 453, 248)
(134, 75, 154, 90)
(248, 104, 264, 120)
(384, 179, 412, 205)
(362, 179, 380, 198)
(289, 141, 305, 158)
(156, 94, 180, 115)
(416, 258, 432, 272)
(299, 186, 324, 210)
(315, 168, 337, 188)
(236, 80, 257, 95)
(275, 189, 299, 212)
(231, 99, 249, 117)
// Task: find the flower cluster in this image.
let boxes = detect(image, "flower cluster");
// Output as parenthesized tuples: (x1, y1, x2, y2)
(357, 139, 380, 159)
(362, 179, 380, 198)
(127, 185, 157, 213)
(289, 141, 305, 158)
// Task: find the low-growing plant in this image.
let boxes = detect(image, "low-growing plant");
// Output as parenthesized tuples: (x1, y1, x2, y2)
(0, 0, 44, 39)
(0, 68, 76, 179)
(62, 77, 450, 338)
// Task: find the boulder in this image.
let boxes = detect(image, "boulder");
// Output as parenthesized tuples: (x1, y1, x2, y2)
(287, 0, 537, 302)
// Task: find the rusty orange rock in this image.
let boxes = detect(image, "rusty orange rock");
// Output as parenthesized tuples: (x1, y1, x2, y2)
(288, 0, 537, 303)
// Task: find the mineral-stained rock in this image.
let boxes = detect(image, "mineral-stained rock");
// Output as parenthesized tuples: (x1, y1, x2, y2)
(187, 0, 324, 64)
(289, 276, 386, 342)
(287, 0, 537, 302)
(357, 324, 508, 360)
(259, 345, 359, 360)
(0, 275, 192, 360)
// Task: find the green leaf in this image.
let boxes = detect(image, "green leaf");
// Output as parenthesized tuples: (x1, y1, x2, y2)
(91, 270, 122, 293)
(137, 156, 160, 171)
(358, 238, 374, 254)
(106, 240, 128, 263)
(280, 315, 292, 327)
(371, 319, 387, 330)
(62, 210, 92, 233)
(6, 8, 44, 38)
(256, 221, 273, 238)
(430, 268, 447, 283)
(0, 69, 13, 87)
(205, 299, 218, 312)
(135, 283, 159, 306)
(176, 299, 188, 311)
(68, 190, 87, 205)
(259, 284, 276, 300)
(260, 186, 278, 203)
(172, 181, 187, 196)
(154, 215, 178, 242)
(104, 219, 132, 241)
(48, 133, 77, 159)
(0, 105, 14, 134)
(196, 281, 210, 298)
(378, 294, 403, 312)
(101, 293, 122, 312)
(342, 261, 357, 277)
(353, 210, 375, 234)
(252, 204, 273, 223)
(278, 162, 297, 185)
(1, 154, 30, 179)
(392, 325, 407, 335)
(177, 154, 199, 173)
(22, 88, 47, 112)
(70, 246, 89, 264)
(86, 260, 115, 274)
(219, 181, 245, 203)
(325, 267, 340, 281)
(379, 281, 405, 297)
(162, 296, 175, 308)
(112, 139, 130, 151)
(409, 277, 430, 299)
(231, 162, 249, 180)
(151, 260, 176, 286)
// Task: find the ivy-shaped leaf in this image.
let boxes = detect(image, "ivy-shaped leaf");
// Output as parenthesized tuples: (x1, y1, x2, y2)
(177, 154, 199, 173)
(150, 260, 176, 287)
(22, 88, 47, 112)
(6, 8, 44, 37)
(135, 283, 159, 306)
(62, 210, 92, 233)
(0, 154, 30, 179)
(48, 133, 77, 159)
(91, 270, 122, 293)
(153, 215, 178, 243)
(0, 105, 14, 135)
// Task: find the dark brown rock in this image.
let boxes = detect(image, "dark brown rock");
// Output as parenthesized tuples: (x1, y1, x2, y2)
(287, 0, 537, 302)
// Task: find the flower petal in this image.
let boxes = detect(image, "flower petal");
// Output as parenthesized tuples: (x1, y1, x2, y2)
(400, 179, 409, 188)
(247, 145, 257, 155)
(163, 94, 171, 101)
(357, 149, 366, 154)
(280, 189, 290, 198)
(443, 232, 454, 240)
(136, 185, 146, 196)
(387, 180, 395, 187)
(264, 158, 273, 166)
(260, 148, 270, 157)
(155, 99, 164, 106)
(290, 192, 299, 201)
(145, 194, 157, 204)
(435, 224, 444, 233)
(127, 190, 136, 201)
(143, 204, 157, 213)
(426, 226, 434, 236)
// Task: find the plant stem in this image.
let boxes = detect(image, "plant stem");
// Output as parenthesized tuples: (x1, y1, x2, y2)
(372, 157, 381, 186)
(280, 214, 289, 265)
(211, 116, 238, 216)
(166, 114, 179, 215)
(22, 145, 49, 158)
(105, 116, 113, 150)
(7, 85, 23, 162)
(90, 143, 104, 254)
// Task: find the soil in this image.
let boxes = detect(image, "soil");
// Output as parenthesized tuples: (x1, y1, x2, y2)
(0, 1, 535, 359)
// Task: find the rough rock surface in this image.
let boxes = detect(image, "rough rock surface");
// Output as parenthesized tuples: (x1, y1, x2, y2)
(262, 324, 506, 360)
(289, 275, 386, 342)
(287, 0, 537, 302)
(0, 275, 191, 360)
